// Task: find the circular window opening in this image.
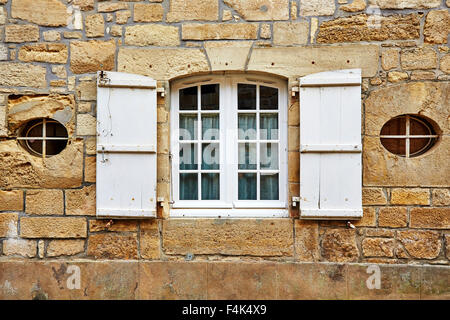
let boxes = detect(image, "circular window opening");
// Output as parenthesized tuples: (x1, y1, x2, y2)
(380, 114, 439, 158)
(17, 118, 69, 158)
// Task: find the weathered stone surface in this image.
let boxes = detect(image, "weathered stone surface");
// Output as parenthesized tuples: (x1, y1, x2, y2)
(0, 190, 23, 211)
(321, 229, 359, 262)
(224, 0, 289, 20)
(0, 213, 19, 237)
(76, 80, 97, 101)
(248, 45, 379, 77)
(382, 48, 399, 71)
(362, 238, 395, 257)
(116, 10, 131, 24)
(89, 219, 138, 232)
(368, 0, 441, 9)
(260, 23, 271, 39)
(294, 220, 319, 261)
(162, 219, 293, 256)
(273, 22, 308, 45)
(70, 40, 115, 74)
(362, 187, 387, 205)
(20, 217, 87, 238)
(352, 207, 377, 227)
(87, 233, 138, 259)
(365, 228, 395, 238)
(445, 234, 450, 259)
(432, 189, 450, 206)
(84, 156, 96, 183)
(182, 23, 258, 40)
(424, 10, 450, 44)
(98, 2, 128, 12)
(140, 220, 160, 259)
(422, 266, 450, 299)
(65, 185, 96, 216)
(125, 25, 179, 46)
(76, 114, 96, 136)
(5, 24, 39, 43)
(18, 43, 68, 63)
(300, 0, 335, 16)
(73, 0, 94, 11)
(388, 71, 409, 83)
(26, 189, 64, 215)
(0, 45, 7, 61)
(440, 54, 450, 74)
(397, 230, 441, 259)
(133, 3, 164, 22)
(340, 0, 366, 12)
(166, 0, 218, 22)
(2, 239, 36, 257)
(204, 41, 252, 71)
(118, 48, 209, 80)
(11, 0, 69, 26)
(46, 239, 85, 257)
(410, 70, 435, 80)
(391, 188, 430, 205)
(110, 25, 122, 37)
(410, 208, 449, 229)
(43, 30, 61, 42)
(401, 47, 437, 70)
(378, 207, 408, 228)
(85, 14, 104, 38)
(317, 14, 420, 43)
(0, 6, 7, 24)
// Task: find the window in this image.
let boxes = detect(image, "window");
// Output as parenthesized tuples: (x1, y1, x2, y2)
(17, 118, 68, 158)
(171, 74, 288, 217)
(380, 114, 438, 158)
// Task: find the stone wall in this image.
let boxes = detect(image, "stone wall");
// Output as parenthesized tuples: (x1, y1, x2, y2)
(0, 0, 449, 270)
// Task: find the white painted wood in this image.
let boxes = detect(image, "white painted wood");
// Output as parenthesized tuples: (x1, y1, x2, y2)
(299, 69, 362, 220)
(96, 71, 157, 218)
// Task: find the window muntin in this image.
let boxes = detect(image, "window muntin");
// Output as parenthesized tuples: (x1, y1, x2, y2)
(380, 114, 438, 158)
(171, 75, 288, 217)
(17, 118, 68, 158)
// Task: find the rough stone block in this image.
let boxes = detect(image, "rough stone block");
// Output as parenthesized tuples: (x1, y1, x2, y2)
(0, 190, 24, 211)
(70, 40, 115, 74)
(46, 239, 85, 257)
(0, 213, 19, 237)
(5, 24, 39, 43)
(273, 22, 308, 45)
(410, 208, 449, 229)
(224, 0, 289, 20)
(133, 3, 164, 22)
(87, 233, 138, 259)
(378, 207, 408, 228)
(11, 0, 69, 26)
(397, 230, 441, 259)
(2, 239, 37, 258)
(20, 217, 87, 238)
(26, 189, 64, 215)
(182, 23, 258, 40)
(391, 188, 430, 205)
(166, 0, 218, 22)
(65, 185, 96, 216)
(125, 25, 180, 46)
(362, 238, 395, 257)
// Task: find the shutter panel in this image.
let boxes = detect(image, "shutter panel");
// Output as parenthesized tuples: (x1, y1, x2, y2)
(96, 71, 157, 218)
(299, 69, 362, 219)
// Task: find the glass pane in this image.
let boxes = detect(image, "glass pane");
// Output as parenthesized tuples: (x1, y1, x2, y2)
(260, 173, 279, 200)
(180, 173, 198, 200)
(238, 84, 256, 110)
(47, 121, 68, 138)
(238, 143, 257, 170)
(410, 137, 433, 156)
(260, 113, 278, 140)
(180, 86, 197, 110)
(179, 114, 197, 140)
(201, 84, 219, 110)
(201, 173, 220, 200)
(27, 122, 43, 137)
(26, 140, 43, 155)
(380, 117, 406, 136)
(410, 117, 432, 136)
(202, 143, 219, 170)
(202, 114, 219, 140)
(380, 138, 406, 156)
(46, 140, 68, 156)
(238, 114, 256, 140)
(260, 86, 278, 110)
(238, 173, 256, 200)
(260, 142, 278, 170)
(179, 143, 198, 170)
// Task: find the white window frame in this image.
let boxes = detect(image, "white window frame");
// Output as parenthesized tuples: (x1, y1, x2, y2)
(170, 74, 288, 218)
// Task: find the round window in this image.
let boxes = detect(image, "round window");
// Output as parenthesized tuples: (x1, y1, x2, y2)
(380, 114, 438, 158)
(17, 118, 69, 158)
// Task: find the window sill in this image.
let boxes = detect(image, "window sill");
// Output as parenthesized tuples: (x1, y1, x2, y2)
(170, 208, 289, 218)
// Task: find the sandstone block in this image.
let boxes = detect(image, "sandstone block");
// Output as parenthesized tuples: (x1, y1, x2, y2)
(0, 213, 19, 237)
(410, 208, 449, 229)
(432, 189, 450, 206)
(70, 40, 115, 74)
(381, 48, 399, 71)
(0, 190, 24, 211)
(321, 228, 359, 262)
(133, 3, 164, 22)
(5, 24, 39, 43)
(368, 0, 441, 9)
(362, 238, 395, 257)
(362, 187, 387, 205)
(300, 0, 335, 16)
(46, 239, 85, 257)
(410, 71, 435, 80)
(18, 43, 68, 64)
(116, 10, 131, 24)
(397, 230, 441, 259)
(378, 207, 408, 228)
(182, 23, 258, 40)
(73, 0, 94, 11)
(26, 189, 64, 215)
(84, 156, 96, 183)
(166, 0, 218, 22)
(76, 114, 96, 136)
(76, 80, 97, 101)
(352, 207, 377, 227)
(2, 239, 36, 258)
(424, 10, 450, 44)
(125, 25, 180, 46)
(260, 23, 271, 39)
(89, 219, 138, 232)
(294, 220, 319, 261)
(43, 31, 61, 42)
(204, 41, 252, 71)
(340, 0, 366, 12)
(224, 0, 289, 20)
(140, 220, 160, 259)
(85, 14, 105, 38)
(11, 0, 69, 26)
(391, 188, 430, 205)
(401, 47, 437, 70)
(273, 22, 308, 46)
(66, 185, 96, 216)
(98, 2, 128, 12)
(20, 217, 87, 238)
(441, 54, 450, 74)
(87, 233, 138, 259)
(0, 45, 7, 61)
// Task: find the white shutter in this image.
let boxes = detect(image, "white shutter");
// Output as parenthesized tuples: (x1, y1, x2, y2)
(96, 71, 157, 218)
(299, 69, 362, 219)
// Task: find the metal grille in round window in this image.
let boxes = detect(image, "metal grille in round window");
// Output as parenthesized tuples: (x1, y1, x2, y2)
(380, 114, 439, 158)
(17, 118, 69, 158)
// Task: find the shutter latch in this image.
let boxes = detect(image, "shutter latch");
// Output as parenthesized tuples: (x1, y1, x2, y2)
(98, 70, 110, 86)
